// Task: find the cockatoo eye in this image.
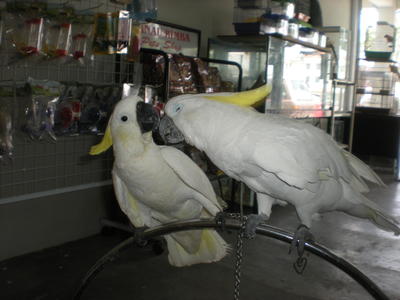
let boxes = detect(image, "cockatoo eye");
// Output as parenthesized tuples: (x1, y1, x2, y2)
(174, 104, 183, 113)
(121, 116, 128, 122)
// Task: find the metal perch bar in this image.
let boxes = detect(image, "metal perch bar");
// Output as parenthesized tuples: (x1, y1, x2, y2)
(74, 217, 391, 300)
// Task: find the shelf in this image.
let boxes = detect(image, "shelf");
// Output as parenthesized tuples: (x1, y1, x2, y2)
(359, 57, 397, 63)
(356, 90, 394, 96)
(333, 80, 355, 86)
(216, 34, 332, 53)
(333, 112, 352, 117)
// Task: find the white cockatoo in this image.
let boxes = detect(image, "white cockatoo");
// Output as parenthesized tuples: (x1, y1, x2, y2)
(90, 96, 229, 267)
(164, 85, 400, 247)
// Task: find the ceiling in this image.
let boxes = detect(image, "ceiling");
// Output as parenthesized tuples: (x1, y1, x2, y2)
(368, 0, 395, 7)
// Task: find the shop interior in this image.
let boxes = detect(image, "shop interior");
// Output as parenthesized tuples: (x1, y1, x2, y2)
(1, 0, 400, 299)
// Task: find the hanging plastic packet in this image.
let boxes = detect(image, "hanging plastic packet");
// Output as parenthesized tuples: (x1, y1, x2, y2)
(0, 1, 6, 49)
(93, 12, 118, 55)
(127, 22, 142, 62)
(5, 2, 46, 64)
(116, 10, 131, 54)
(0, 83, 15, 162)
(43, 6, 74, 63)
(97, 85, 122, 133)
(22, 78, 61, 141)
(79, 84, 104, 134)
(70, 13, 94, 65)
(129, 0, 158, 21)
(55, 83, 81, 136)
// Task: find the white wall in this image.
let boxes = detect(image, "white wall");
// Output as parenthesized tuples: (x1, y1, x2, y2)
(319, 0, 351, 29)
(157, 0, 235, 56)
(158, 0, 352, 55)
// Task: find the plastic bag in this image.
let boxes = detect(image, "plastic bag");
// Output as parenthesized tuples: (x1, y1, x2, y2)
(116, 10, 131, 54)
(0, 2, 6, 49)
(22, 78, 61, 141)
(0, 83, 15, 162)
(55, 83, 81, 136)
(80, 85, 122, 134)
(92, 12, 118, 55)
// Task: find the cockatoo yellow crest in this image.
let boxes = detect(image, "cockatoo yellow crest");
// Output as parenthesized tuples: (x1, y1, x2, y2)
(204, 84, 271, 107)
(90, 125, 113, 155)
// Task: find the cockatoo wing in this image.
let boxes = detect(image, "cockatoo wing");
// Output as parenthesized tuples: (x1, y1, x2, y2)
(112, 170, 151, 227)
(160, 146, 222, 214)
(240, 123, 322, 189)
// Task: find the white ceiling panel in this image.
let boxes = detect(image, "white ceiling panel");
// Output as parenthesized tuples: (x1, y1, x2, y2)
(369, 0, 394, 7)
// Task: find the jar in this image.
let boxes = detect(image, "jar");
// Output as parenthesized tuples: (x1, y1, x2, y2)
(288, 18, 299, 38)
(270, 0, 295, 19)
(299, 27, 318, 44)
(260, 13, 289, 35)
(318, 32, 327, 47)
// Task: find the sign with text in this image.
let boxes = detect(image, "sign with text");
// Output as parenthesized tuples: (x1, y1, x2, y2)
(140, 22, 199, 56)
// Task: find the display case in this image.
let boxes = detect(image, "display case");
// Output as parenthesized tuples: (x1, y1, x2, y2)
(208, 34, 332, 118)
(355, 58, 399, 113)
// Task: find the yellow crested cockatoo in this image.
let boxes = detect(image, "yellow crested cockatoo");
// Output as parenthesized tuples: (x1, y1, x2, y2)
(90, 96, 229, 267)
(164, 85, 400, 248)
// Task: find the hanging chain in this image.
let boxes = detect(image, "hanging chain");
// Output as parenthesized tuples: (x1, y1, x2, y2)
(224, 213, 248, 300)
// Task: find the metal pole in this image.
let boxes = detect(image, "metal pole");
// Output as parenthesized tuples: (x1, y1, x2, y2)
(74, 218, 391, 300)
(348, 0, 362, 152)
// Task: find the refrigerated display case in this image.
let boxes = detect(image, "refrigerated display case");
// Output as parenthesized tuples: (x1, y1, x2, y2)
(208, 34, 332, 118)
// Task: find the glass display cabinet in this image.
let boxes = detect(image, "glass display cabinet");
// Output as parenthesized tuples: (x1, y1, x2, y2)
(356, 59, 399, 113)
(208, 34, 332, 118)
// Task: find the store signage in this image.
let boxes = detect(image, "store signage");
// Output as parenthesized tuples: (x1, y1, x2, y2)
(140, 22, 199, 56)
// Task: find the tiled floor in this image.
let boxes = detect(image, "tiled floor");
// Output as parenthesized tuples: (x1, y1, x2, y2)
(1, 173, 399, 300)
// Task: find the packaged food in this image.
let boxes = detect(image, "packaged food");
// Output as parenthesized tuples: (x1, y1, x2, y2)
(23, 78, 61, 141)
(55, 83, 81, 136)
(127, 22, 142, 62)
(0, 2, 5, 48)
(318, 31, 327, 47)
(288, 18, 299, 38)
(260, 13, 289, 35)
(93, 12, 118, 55)
(129, 0, 158, 21)
(194, 58, 222, 93)
(116, 10, 131, 54)
(169, 54, 197, 97)
(299, 26, 319, 44)
(270, 0, 295, 19)
(0, 83, 15, 162)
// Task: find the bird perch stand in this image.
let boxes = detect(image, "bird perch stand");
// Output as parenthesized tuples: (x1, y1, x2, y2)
(73, 216, 391, 300)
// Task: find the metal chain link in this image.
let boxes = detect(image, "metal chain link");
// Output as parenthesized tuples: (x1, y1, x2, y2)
(227, 213, 248, 300)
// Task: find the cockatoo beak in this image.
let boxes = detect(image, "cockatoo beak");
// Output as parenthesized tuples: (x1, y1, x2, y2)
(136, 102, 160, 134)
(204, 84, 272, 107)
(89, 125, 113, 155)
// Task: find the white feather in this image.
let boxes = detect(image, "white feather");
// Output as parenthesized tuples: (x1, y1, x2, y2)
(165, 95, 400, 235)
(106, 96, 229, 266)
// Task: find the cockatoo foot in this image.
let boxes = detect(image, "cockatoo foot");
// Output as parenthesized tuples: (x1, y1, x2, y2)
(289, 224, 314, 257)
(133, 226, 149, 247)
(244, 214, 268, 239)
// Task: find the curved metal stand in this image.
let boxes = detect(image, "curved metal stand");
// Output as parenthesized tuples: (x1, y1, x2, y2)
(74, 218, 391, 300)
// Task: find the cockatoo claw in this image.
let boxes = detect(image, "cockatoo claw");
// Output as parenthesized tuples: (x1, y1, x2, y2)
(244, 214, 268, 239)
(133, 226, 149, 247)
(289, 224, 314, 257)
(215, 212, 227, 232)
